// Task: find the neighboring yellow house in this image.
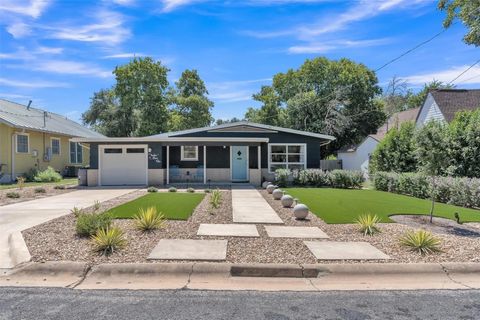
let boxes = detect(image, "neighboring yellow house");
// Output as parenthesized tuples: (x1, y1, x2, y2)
(0, 99, 105, 183)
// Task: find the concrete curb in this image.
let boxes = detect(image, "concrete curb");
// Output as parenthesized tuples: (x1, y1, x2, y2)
(2, 261, 479, 278)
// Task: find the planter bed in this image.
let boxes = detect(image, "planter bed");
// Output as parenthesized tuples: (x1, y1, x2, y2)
(0, 184, 77, 206)
(260, 189, 480, 264)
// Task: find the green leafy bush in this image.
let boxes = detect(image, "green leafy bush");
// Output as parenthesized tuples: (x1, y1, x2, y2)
(76, 213, 112, 237)
(355, 214, 381, 236)
(134, 207, 165, 231)
(210, 189, 222, 209)
(292, 169, 364, 189)
(24, 168, 38, 182)
(34, 187, 46, 193)
(147, 187, 158, 193)
(6, 192, 20, 199)
(91, 227, 126, 255)
(187, 187, 195, 193)
(275, 169, 291, 187)
(168, 187, 177, 192)
(373, 171, 480, 208)
(399, 230, 442, 255)
(34, 167, 62, 182)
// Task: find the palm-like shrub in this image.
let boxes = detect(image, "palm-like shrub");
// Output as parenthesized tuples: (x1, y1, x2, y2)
(76, 213, 112, 237)
(91, 227, 126, 255)
(71, 206, 82, 217)
(16, 176, 25, 190)
(355, 214, 381, 236)
(399, 230, 442, 255)
(134, 207, 165, 231)
(209, 189, 222, 209)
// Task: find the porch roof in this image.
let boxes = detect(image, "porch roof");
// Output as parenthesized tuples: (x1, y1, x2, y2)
(71, 136, 269, 144)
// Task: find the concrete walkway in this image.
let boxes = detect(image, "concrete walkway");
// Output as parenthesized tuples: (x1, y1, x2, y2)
(0, 188, 137, 269)
(231, 186, 283, 224)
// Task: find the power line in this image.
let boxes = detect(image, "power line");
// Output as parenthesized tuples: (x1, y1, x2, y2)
(448, 59, 480, 85)
(375, 28, 448, 72)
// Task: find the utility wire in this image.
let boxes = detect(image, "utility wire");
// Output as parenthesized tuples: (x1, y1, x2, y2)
(447, 59, 480, 85)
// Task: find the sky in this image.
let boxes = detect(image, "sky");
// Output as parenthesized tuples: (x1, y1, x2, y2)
(0, 0, 478, 123)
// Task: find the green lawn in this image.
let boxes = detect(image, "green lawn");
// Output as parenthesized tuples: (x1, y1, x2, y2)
(106, 192, 205, 220)
(284, 188, 480, 224)
(0, 178, 78, 190)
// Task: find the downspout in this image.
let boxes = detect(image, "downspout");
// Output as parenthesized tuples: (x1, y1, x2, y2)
(11, 133, 15, 182)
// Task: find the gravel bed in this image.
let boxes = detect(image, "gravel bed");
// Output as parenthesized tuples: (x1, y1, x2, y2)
(260, 189, 480, 263)
(0, 184, 76, 206)
(23, 187, 480, 265)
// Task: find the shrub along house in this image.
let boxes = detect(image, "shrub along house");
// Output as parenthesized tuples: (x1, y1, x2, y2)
(72, 121, 335, 186)
(0, 99, 105, 183)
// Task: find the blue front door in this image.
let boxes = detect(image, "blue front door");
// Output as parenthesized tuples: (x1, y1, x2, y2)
(231, 146, 248, 181)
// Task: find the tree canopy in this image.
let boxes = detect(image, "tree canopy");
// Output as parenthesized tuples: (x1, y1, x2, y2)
(439, 0, 480, 46)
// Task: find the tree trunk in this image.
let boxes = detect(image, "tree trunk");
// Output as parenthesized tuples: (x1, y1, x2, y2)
(429, 176, 436, 223)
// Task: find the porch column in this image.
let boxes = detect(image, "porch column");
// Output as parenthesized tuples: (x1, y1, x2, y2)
(258, 145, 261, 170)
(203, 145, 207, 184)
(166, 145, 170, 184)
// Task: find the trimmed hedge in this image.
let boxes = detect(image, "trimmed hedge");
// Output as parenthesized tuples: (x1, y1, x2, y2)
(292, 169, 365, 189)
(372, 171, 480, 209)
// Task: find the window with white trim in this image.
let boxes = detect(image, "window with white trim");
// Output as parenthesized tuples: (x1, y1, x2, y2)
(16, 134, 29, 153)
(51, 138, 60, 155)
(181, 146, 198, 161)
(70, 142, 83, 164)
(269, 144, 306, 173)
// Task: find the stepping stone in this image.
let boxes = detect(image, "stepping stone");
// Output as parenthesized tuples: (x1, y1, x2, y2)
(148, 239, 227, 261)
(197, 224, 259, 237)
(304, 241, 390, 260)
(233, 207, 284, 224)
(265, 226, 329, 239)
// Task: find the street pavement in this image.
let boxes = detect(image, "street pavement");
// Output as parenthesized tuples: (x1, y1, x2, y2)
(0, 287, 478, 320)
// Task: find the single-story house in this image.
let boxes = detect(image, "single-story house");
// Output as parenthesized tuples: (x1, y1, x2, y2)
(0, 99, 105, 183)
(416, 89, 480, 127)
(338, 107, 420, 175)
(72, 121, 335, 186)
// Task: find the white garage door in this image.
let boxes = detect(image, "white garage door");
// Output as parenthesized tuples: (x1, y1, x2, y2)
(99, 145, 147, 186)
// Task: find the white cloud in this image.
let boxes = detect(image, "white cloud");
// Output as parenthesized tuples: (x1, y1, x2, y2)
(6, 22, 32, 38)
(161, 0, 208, 12)
(36, 46, 64, 54)
(0, 46, 64, 60)
(103, 53, 146, 59)
(0, 0, 51, 18)
(0, 77, 69, 88)
(111, 0, 136, 5)
(288, 38, 390, 54)
(31, 60, 112, 78)
(45, 10, 131, 45)
(208, 78, 271, 102)
(401, 65, 480, 85)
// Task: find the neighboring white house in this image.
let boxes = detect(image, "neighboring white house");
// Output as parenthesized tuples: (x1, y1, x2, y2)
(416, 89, 480, 127)
(338, 108, 420, 175)
(338, 89, 480, 175)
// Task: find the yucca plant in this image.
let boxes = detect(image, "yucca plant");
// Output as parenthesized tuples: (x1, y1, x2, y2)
(355, 214, 381, 236)
(134, 207, 166, 231)
(71, 206, 82, 217)
(91, 227, 126, 255)
(399, 230, 443, 255)
(92, 200, 101, 212)
(209, 189, 222, 209)
(16, 176, 25, 190)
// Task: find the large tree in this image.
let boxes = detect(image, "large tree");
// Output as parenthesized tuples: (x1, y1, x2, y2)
(114, 57, 170, 136)
(169, 69, 214, 131)
(82, 89, 124, 136)
(245, 86, 286, 126)
(256, 57, 385, 151)
(439, 0, 480, 46)
(406, 80, 454, 109)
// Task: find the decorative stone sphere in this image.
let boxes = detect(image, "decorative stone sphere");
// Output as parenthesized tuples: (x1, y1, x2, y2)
(281, 194, 294, 208)
(262, 181, 271, 189)
(266, 184, 276, 194)
(293, 203, 309, 220)
(272, 188, 283, 200)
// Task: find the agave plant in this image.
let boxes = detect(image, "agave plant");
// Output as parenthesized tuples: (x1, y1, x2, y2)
(355, 214, 381, 236)
(209, 189, 222, 209)
(399, 230, 443, 255)
(134, 207, 166, 231)
(91, 227, 126, 255)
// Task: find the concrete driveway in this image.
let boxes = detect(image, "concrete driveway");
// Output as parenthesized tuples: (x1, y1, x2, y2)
(0, 188, 138, 270)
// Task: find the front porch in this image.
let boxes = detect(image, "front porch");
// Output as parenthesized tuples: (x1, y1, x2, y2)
(165, 144, 264, 186)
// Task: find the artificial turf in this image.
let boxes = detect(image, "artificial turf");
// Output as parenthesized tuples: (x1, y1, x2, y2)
(284, 188, 480, 224)
(106, 192, 205, 220)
